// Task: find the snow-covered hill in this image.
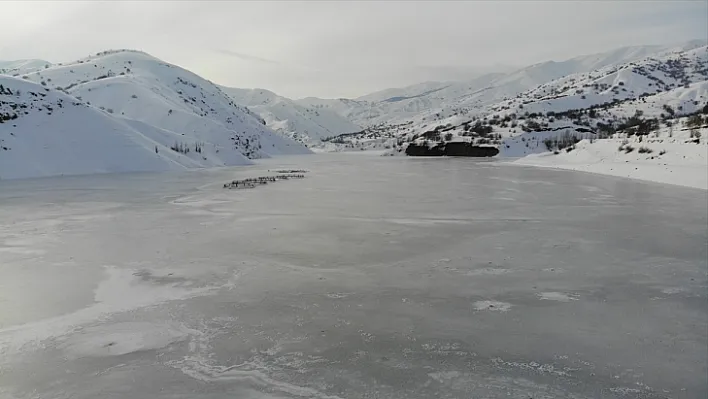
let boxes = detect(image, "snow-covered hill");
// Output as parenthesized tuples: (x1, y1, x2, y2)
(221, 87, 361, 144)
(367, 45, 708, 188)
(0, 76, 213, 179)
(1, 50, 309, 179)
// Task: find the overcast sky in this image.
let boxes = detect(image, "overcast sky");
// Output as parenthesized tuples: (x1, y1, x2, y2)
(1, 1, 706, 98)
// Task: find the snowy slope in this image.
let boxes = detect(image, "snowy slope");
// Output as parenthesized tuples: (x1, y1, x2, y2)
(488, 45, 708, 149)
(221, 87, 361, 143)
(490, 46, 708, 117)
(0, 59, 52, 76)
(355, 81, 450, 103)
(20, 50, 309, 161)
(511, 120, 708, 190)
(0, 76, 219, 179)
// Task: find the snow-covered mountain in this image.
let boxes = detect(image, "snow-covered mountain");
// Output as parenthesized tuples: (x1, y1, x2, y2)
(361, 44, 707, 189)
(0, 50, 309, 179)
(220, 86, 361, 144)
(3, 41, 705, 181)
(298, 41, 707, 131)
(426, 45, 708, 146)
(318, 42, 707, 150)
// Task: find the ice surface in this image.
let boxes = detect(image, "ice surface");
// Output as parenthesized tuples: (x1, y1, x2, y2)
(60, 321, 195, 359)
(0, 154, 706, 399)
(0, 265, 220, 354)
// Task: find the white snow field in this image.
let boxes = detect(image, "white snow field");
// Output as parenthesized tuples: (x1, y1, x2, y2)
(0, 154, 706, 399)
(510, 134, 708, 190)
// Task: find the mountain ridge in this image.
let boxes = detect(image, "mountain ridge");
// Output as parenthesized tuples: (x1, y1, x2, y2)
(0, 49, 309, 179)
(2, 40, 706, 179)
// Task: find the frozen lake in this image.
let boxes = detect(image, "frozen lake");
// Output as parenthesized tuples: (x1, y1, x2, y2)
(1, 154, 706, 399)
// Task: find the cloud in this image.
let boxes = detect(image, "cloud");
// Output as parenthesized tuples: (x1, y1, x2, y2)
(0, 1, 705, 98)
(212, 49, 282, 65)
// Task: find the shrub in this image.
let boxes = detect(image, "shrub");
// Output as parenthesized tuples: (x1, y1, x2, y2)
(596, 122, 615, 138)
(686, 114, 703, 129)
(638, 146, 653, 154)
(659, 149, 667, 155)
(525, 120, 542, 131)
(131, 94, 138, 99)
(544, 138, 553, 151)
(544, 131, 581, 151)
(624, 145, 635, 153)
(171, 141, 190, 154)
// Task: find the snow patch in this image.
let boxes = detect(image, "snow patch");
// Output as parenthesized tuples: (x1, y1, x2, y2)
(59, 321, 195, 359)
(428, 371, 462, 384)
(538, 292, 579, 302)
(473, 300, 512, 312)
(466, 268, 512, 276)
(0, 266, 222, 354)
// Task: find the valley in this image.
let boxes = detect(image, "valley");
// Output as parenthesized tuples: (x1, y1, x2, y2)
(2, 3, 707, 399)
(2, 41, 706, 187)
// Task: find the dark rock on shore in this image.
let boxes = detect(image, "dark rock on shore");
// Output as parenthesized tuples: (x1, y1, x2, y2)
(405, 142, 499, 157)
